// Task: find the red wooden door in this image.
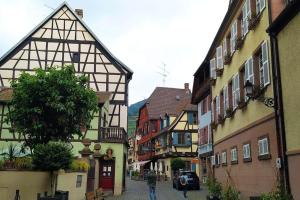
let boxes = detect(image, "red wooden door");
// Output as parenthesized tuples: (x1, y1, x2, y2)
(99, 160, 115, 190)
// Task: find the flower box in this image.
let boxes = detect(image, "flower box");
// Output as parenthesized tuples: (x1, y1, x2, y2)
(216, 68, 224, 77)
(248, 14, 261, 30)
(237, 98, 247, 109)
(211, 122, 218, 130)
(217, 115, 225, 124)
(210, 78, 216, 85)
(224, 54, 232, 65)
(236, 37, 244, 50)
(225, 108, 233, 118)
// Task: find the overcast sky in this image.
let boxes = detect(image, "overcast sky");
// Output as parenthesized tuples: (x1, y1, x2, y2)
(0, 0, 228, 105)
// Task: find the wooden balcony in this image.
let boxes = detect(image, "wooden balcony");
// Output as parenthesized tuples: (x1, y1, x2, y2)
(98, 127, 128, 144)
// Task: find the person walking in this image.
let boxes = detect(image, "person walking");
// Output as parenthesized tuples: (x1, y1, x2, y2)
(180, 173, 188, 198)
(147, 170, 157, 200)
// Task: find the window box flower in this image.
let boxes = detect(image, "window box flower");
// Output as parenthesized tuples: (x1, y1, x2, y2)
(211, 122, 218, 130)
(248, 13, 261, 31)
(216, 68, 224, 77)
(225, 108, 233, 118)
(224, 54, 232, 65)
(210, 78, 216, 85)
(217, 115, 225, 124)
(237, 98, 247, 109)
(236, 36, 244, 50)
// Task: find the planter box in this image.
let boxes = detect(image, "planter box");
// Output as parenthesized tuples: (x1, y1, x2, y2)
(216, 68, 223, 77)
(224, 54, 232, 65)
(248, 14, 261, 30)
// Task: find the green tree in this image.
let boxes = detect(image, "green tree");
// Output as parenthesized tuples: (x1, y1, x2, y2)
(171, 158, 185, 171)
(6, 65, 98, 149)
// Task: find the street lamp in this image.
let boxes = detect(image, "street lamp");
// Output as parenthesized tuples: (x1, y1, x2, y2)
(243, 80, 275, 108)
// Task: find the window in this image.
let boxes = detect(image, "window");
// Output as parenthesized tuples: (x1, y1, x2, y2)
(242, 0, 251, 36)
(232, 74, 240, 109)
(230, 21, 237, 54)
(201, 98, 207, 115)
(72, 52, 80, 62)
(243, 143, 251, 159)
(216, 95, 220, 117)
(256, 0, 266, 15)
(215, 153, 220, 166)
(211, 155, 215, 165)
(193, 113, 197, 124)
(244, 57, 254, 99)
(222, 151, 227, 164)
(223, 85, 228, 117)
(258, 137, 269, 155)
(76, 175, 83, 188)
(231, 148, 238, 162)
(210, 58, 216, 79)
(178, 133, 186, 145)
(259, 41, 270, 87)
(216, 46, 223, 69)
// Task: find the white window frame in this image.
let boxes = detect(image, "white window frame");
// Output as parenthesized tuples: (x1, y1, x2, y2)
(258, 137, 269, 156)
(232, 73, 240, 110)
(259, 41, 270, 87)
(244, 57, 254, 99)
(210, 58, 216, 79)
(256, 0, 266, 15)
(231, 148, 238, 161)
(211, 101, 215, 122)
(211, 155, 215, 165)
(223, 85, 228, 117)
(216, 95, 220, 117)
(242, 0, 251, 36)
(243, 143, 251, 159)
(216, 45, 223, 69)
(230, 20, 237, 54)
(222, 151, 227, 164)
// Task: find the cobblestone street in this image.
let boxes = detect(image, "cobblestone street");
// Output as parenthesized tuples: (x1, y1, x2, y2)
(107, 178, 208, 200)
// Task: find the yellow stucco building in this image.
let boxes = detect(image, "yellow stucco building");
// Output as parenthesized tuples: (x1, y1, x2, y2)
(268, 1, 300, 199)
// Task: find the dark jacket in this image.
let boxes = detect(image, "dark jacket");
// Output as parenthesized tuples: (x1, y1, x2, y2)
(147, 171, 157, 187)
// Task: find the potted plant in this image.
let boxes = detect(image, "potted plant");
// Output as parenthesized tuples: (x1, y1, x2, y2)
(0, 143, 19, 169)
(216, 68, 224, 77)
(225, 107, 233, 118)
(236, 36, 244, 50)
(211, 122, 218, 130)
(248, 13, 260, 30)
(237, 98, 247, 109)
(218, 115, 225, 124)
(210, 78, 216, 85)
(224, 54, 232, 65)
(207, 177, 222, 200)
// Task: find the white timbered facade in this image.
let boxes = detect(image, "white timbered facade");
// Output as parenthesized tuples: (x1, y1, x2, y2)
(0, 3, 132, 142)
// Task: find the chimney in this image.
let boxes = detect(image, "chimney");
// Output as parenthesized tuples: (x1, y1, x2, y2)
(184, 83, 189, 93)
(75, 9, 83, 19)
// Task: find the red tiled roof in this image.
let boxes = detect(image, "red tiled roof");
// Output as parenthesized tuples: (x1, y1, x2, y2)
(146, 87, 192, 119)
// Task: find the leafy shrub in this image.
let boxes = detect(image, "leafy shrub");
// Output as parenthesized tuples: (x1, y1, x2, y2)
(0, 143, 19, 161)
(14, 157, 32, 170)
(261, 182, 293, 200)
(32, 142, 73, 171)
(71, 160, 89, 172)
(222, 185, 240, 200)
(207, 177, 222, 198)
(171, 158, 185, 171)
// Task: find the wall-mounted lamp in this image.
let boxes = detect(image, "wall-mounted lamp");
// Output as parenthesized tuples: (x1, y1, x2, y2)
(244, 80, 275, 108)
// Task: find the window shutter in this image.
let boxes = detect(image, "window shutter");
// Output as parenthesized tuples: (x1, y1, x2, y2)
(211, 156, 215, 165)
(223, 85, 228, 117)
(210, 58, 216, 79)
(230, 21, 237, 53)
(188, 112, 193, 124)
(185, 132, 192, 145)
(260, 0, 265, 11)
(211, 101, 215, 122)
(172, 133, 178, 145)
(262, 41, 270, 86)
(216, 46, 223, 69)
(223, 39, 227, 57)
(216, 95, 220, 116)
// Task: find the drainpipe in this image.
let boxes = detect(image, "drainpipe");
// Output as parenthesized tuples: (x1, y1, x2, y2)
(267, 0, 290, 192)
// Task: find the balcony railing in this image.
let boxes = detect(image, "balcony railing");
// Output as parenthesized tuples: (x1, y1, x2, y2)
(99, 127, 128, 144)
(198, 143, 213, 155)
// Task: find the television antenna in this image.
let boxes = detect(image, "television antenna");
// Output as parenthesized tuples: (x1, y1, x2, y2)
(157, 62, 169, 86)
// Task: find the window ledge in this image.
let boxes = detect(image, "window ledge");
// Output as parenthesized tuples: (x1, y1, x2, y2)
(231, 160, 238, 165)
(258, 154, 271, 160)
(243, 157, 252, 163)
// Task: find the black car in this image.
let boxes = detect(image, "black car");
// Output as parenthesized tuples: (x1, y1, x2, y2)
(172, 171, 200, 190)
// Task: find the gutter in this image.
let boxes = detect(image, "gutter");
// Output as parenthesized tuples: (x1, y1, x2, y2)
(267, 0, 290, 193)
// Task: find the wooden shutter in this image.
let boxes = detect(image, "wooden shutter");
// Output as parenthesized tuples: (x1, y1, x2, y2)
(188, 112, 194, 124)
(216, 46, 223, 69)
(210, 58, 216, 79)
(261, 41, 269, 86)
(172, 132, 178, 145)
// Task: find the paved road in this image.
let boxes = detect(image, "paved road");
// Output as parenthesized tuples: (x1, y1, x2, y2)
(107, 178, 208, 200)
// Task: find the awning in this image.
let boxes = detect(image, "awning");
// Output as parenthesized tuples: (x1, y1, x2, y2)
(136, 160, 151, 166)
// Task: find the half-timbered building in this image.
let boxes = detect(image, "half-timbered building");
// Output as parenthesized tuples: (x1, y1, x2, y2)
(0, 2, 132, 195)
